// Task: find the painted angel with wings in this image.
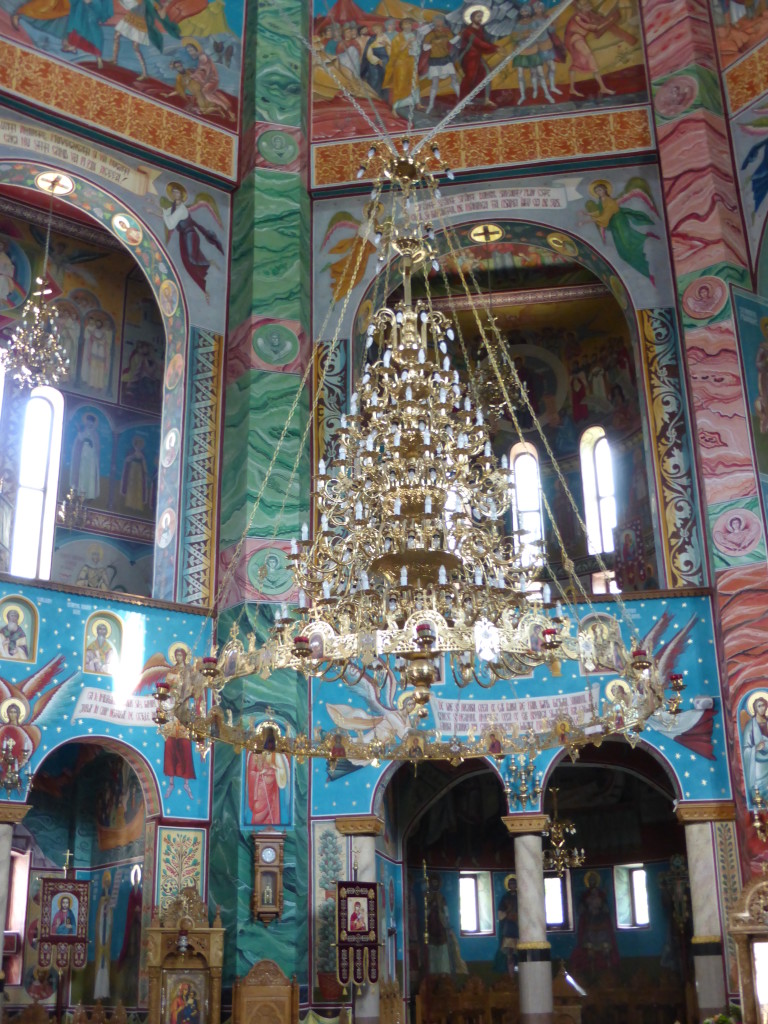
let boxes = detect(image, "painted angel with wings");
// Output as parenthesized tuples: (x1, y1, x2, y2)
(583, 177, 660, 283)
(321, 202, 382, 304)
(160, 182, 223, 300)
(28, 226, 107, 289)
(0, 656, 70, 785)
(323, 658, 416, 777)
(136, 645, 198, 798)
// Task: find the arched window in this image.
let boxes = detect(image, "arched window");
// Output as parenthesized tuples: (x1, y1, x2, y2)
(510, 442, 544, 567)
(580, 426, 616, 555)
(10, 386, 64, 580)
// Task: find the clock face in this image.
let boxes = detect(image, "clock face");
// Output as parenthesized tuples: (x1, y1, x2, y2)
(261, 845, 277, 864)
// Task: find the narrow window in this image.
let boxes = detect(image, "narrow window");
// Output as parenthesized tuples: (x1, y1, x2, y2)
(544, 872, 572, 930)
(510, 443, 544, 569)
(10, 386, 63, 580)
(614, 864, 650, 928)
(459, 871, 494, 935)
(580, 426, 616, 554)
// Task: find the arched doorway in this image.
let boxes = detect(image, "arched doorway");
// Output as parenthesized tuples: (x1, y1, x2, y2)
(0, 160, 193, 602)
(377, 741, 691, 1024)
(7, 739, 159, 1011)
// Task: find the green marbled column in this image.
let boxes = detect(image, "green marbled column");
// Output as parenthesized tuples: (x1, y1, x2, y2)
(220, 370, 310, 545)
(213, 0, 311, 993)
(230, 171, 310, 330)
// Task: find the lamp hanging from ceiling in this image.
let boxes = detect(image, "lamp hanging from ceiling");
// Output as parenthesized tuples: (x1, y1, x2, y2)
(0, 172, 72, 390)
(154, 137, 682, 765)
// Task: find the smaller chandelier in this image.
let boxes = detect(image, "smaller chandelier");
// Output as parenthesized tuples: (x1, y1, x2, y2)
(542, 788, 584, 877)
(0, 173, 71, 389)
(505, 753, 543, 810)
(57, 488, 87, 529)
(2, 283, 68, 389)
(0, 736, 29, 796)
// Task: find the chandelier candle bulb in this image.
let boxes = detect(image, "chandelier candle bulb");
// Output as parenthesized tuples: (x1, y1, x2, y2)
(301, 523, 309, 541)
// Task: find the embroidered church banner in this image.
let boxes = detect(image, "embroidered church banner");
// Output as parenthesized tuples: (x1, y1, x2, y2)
(336, 881, 378, 986)
(38, 878, 90, 969)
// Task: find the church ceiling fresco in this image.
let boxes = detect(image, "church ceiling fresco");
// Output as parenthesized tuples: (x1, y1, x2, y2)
(0, 3, 241, 176)
(313, 167, 673, 344)
(311, 0, 649, 147)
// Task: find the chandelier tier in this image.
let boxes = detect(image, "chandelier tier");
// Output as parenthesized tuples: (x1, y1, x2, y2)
(155, 139, 681, 764)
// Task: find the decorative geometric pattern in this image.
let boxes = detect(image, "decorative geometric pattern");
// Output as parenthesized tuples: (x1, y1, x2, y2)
(0, 44, 236, 178)
(181, 329, 222, 606)
(314, 336, 348, 476)
(639, 308, 706, 587)
(714, 819, 742, 995)
(313, 108, 653, 187)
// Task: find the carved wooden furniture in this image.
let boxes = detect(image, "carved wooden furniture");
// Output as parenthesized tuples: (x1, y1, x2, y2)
(232, 959, 299, 1024)
(552, 962, 582, 1024)
(415, 974, 521, 1024)
(146, 887, 225, 1024)
(487, 975, 519, 1024)
(415, 975, 457, 1024)
(729, 871, 768, 1024)
(380, 978, 403, 1024)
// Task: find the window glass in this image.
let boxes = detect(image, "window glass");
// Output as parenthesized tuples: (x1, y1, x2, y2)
(10, 387, 63, 580)
(614, 864, 650, 928)
(459, 875, 478, 933)
(511, 444, 544, 566)
(580, 427, 616, 555)
(459, 871, 494, 935)
(544, 875, 566, 926)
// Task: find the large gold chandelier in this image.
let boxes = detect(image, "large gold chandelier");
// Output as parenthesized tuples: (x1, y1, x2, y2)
(155, 139, 680, 764)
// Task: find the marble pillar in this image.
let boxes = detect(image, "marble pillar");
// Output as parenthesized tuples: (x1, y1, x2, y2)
(336, 816, 384, 1024)
(514, 830, 553, 1024)
(676, 804, 732, 1018)
(0, 805, 29, 1024)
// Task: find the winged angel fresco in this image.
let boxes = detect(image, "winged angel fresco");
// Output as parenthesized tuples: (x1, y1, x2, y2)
(582, 176, 659, 282)
(160, 182, 223, 300)
(0, 657, 72, 779)
(320, 611, 714, 779)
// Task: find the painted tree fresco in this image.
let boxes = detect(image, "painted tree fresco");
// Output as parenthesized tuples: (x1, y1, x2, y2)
(311, 0, 648, 143)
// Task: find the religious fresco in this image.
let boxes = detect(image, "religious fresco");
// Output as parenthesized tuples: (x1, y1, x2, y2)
(52, 535, 154, 596)
(310, 593, 730, 816)
(238, 719, 293, 827)
(711, 0, 768, 71)
(0, 577, 213, 819)
(61, 400, 161, 522)
(310, 0, 648, 144)
(0, 594, 37, 661)
(0, 120, 230, 334)
(730, 99, 768, 266)
(313, 167, 674, 339)
(0, 0, 243, 136)
(157, 827, 205, 912)
(731, 291, 768, 548)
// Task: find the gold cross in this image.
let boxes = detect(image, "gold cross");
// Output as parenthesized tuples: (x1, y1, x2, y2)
(63, 849, 73, 870)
